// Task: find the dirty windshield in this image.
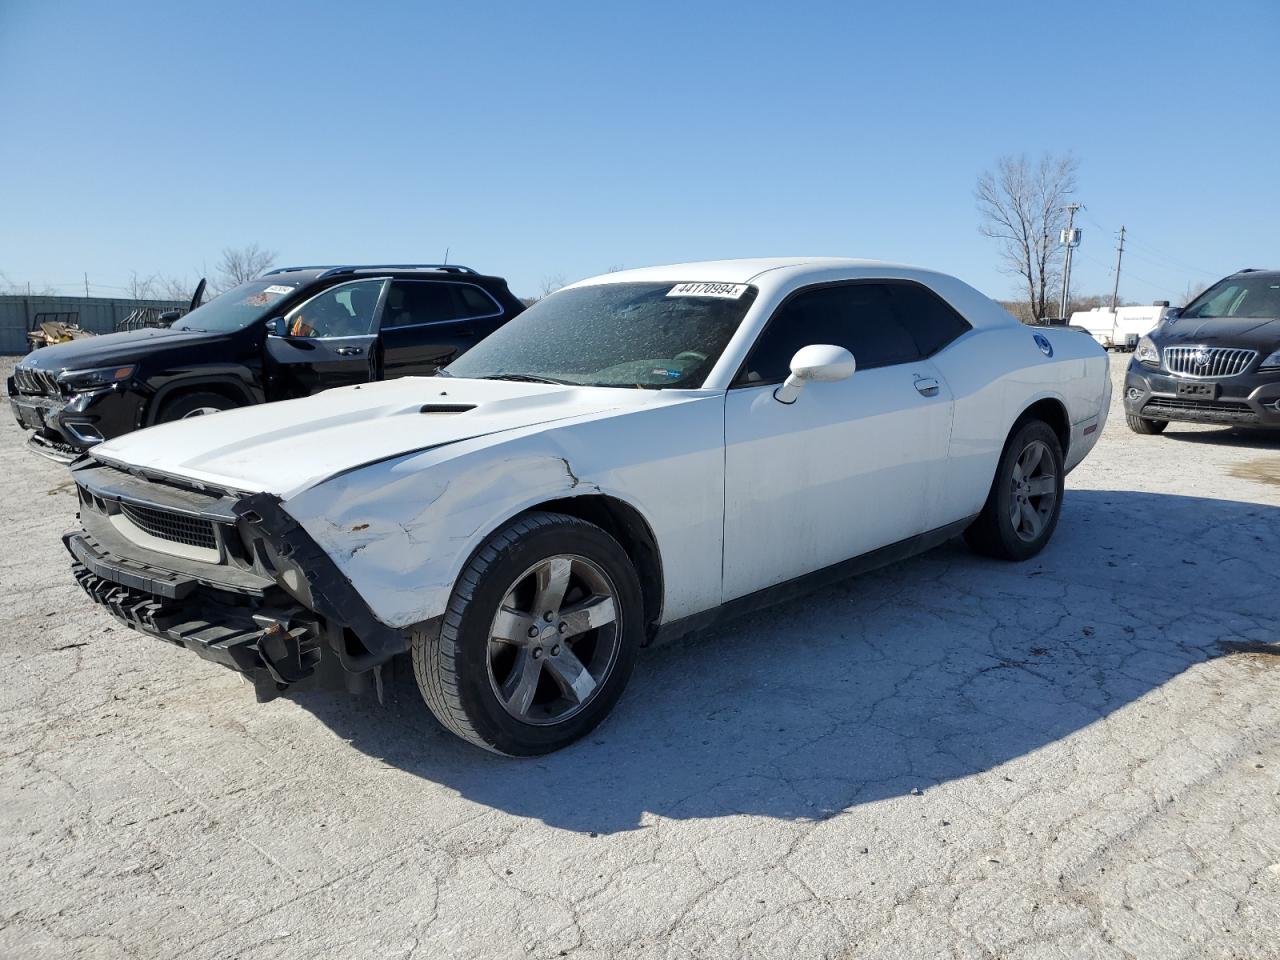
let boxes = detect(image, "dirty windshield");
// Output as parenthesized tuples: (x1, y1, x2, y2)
(172, 279, 300, 333)
(445, 281, 759, 388)
(1181, 274, 1280, 320)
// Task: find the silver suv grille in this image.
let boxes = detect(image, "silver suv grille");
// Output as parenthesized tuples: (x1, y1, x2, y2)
(119, 503, 218, 551)
(1164, 346, 1256, 379)
(14, 365, 61, 396)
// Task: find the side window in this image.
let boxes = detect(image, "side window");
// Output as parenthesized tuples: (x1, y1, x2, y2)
(888, 283, 972, 356)
(456, 284, 501, 317)
(381, 281, 501, 330)
(737, 283, 920, 384)
(285, 280, 383, 339)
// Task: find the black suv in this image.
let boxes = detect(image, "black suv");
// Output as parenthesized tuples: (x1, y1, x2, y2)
(7, 264, 524, 460)
(1124, 269, 1280, 434)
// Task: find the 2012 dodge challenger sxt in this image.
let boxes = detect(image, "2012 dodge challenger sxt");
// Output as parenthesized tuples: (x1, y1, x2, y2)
(63, 258, 1111, 755)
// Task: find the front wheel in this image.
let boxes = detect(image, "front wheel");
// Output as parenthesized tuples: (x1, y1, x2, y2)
(412, 511, 644, 755)
(157, 390, 238, 422)
(965, 420, 1065, 561)
(1125, 413, 1168, 435)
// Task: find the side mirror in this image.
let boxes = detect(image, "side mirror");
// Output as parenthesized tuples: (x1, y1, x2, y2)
(265, 317, 285, 337)
(1164, 307, 1182, 323)
(157, 310, 181, 323)
(774, 344, 856, 404)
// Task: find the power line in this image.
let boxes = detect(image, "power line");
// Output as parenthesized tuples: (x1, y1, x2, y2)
(1081, 210, 1222, 279)
(1059, 203, 1083, 320)
(1110, 226, 1125, 312)
(1071, 248, 1169, 294)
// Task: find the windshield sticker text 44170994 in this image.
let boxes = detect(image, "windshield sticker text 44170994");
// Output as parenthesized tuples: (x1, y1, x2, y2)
(666, 282, 749, 299)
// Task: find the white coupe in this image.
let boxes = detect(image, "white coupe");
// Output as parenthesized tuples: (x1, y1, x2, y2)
(64, 258, 1110, 754)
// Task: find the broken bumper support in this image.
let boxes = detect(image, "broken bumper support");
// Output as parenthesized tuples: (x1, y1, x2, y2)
(66, 531, 323, 699)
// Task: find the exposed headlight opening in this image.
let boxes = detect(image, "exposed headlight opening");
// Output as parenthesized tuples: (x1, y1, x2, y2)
(1134, 336, 1160, 366)
(1259, 350, 1280, 370)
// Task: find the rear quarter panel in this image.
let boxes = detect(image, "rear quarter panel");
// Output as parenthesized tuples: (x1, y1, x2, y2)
(931, 325, 1108, 522)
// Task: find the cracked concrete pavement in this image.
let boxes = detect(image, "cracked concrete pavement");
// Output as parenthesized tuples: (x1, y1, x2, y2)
(2, 354, 1278, 959)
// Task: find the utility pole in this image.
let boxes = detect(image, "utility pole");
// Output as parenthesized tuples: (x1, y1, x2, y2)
(1059, 203, 1083, 320)
(1110, 225, 1126, 313)
(84, 272, 90, 298)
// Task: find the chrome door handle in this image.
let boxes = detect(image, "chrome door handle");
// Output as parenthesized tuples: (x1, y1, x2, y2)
(914, 377, 940, 397)
(336, 346, 364, 356)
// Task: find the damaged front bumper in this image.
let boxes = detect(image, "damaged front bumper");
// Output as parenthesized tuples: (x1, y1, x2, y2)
(68, 531, 323, 694)
(65, 459, 418, 700)
(8, 375, 142, 461)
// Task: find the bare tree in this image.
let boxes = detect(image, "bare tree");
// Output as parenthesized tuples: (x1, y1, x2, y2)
(126, 271, 159, 301)
(215, 243, 276, 292)
(1182, 280, 1208, 305)
(976, 153, 1079, 321)
(538, 273, 567, 300)
(158, 275, 199, 303)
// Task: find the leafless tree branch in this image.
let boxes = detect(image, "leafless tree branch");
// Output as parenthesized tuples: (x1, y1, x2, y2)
(214, 243, 277, 293)
(976, 153, 1078, 321)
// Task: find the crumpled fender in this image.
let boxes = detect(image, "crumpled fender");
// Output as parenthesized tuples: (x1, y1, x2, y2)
(284, 446, 608, 628)
(278, 395, 725, 631)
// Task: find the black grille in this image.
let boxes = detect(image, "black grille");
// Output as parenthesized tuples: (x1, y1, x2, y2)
(14, 365, 60, 397)
(120, 503, 218, 550)
(1142, 397, 1259, 423)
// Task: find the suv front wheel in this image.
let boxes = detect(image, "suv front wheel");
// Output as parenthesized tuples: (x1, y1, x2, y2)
(157, 390, 238, 422)
(1125, 413, 1168, 435)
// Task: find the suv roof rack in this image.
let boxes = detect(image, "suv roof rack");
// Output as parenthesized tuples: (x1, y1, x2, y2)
(264, 263, 477, 278)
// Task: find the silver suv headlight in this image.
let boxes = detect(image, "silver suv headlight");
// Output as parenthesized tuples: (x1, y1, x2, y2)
(1134, 336, 1159, 366)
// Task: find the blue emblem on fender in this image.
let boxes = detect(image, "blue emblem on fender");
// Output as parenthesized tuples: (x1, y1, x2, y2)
(1034, 333, 1053, 357)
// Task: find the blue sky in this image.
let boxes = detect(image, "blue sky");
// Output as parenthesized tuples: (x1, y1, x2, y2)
(1, 0, 1276, 304)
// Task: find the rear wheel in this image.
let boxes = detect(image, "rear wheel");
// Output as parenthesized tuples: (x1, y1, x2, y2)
(412, 511, 644, 756)
(157, 390, 237, 422)
(965, 420, 1064, 561)
(1125, 413, 1168, 435)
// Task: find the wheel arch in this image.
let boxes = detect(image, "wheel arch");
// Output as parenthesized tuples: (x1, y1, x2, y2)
(1013, 394, 1071, 458)
(144, 375, 258, 425)
(514, 493, 665, 644)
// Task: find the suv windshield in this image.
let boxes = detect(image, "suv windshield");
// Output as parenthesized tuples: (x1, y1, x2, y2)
(445, 281, 758, 388)
(1182, 274, 1280, 320)
(172, 279, 302, 333)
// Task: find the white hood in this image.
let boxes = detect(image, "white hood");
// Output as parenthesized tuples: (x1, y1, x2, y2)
(91, 377, 645, 495)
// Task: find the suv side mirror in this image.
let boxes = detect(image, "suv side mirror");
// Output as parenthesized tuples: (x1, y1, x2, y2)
(157, 310, 181, 323)
(265, 317, 285, 337)
(1164, 307, 1182, 323)
(774, 344, 856, 404)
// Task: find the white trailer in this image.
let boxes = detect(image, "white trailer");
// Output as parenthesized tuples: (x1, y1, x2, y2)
(1070, 303, 1174, 350)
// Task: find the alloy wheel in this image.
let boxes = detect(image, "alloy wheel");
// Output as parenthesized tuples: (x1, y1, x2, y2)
(1009, 439, 1057, 543)
(486, 554, 621, 725)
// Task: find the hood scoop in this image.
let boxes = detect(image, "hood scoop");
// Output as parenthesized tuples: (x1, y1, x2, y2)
(419, 403, 477, 414)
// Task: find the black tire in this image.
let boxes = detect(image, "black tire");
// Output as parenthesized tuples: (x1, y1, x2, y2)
(1125, 413, 1168, 435)
(157, 390, 237, 423)
(965, 419, 1065, 561)
(412, 511, 644, 756)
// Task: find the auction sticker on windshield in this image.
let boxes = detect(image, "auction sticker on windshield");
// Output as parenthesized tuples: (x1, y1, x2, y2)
(666, 282, 749, 299)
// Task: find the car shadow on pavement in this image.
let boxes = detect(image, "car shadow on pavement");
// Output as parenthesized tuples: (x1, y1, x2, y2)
(1162, 426, 1280, 449)
(292, 489, 1280, 834)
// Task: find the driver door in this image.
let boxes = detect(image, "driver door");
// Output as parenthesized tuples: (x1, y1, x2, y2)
(721, 282, 954, 601)
(265, 279, 386, 398)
